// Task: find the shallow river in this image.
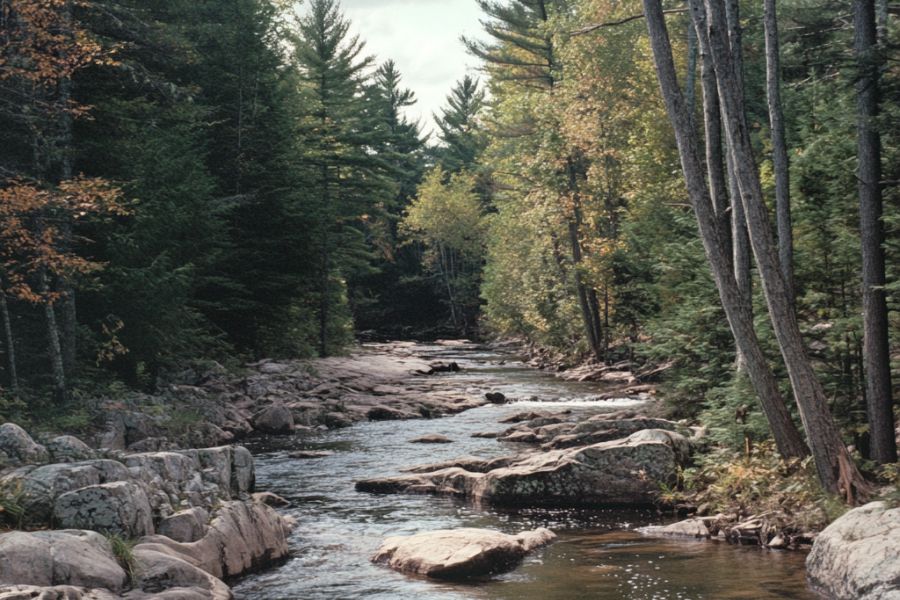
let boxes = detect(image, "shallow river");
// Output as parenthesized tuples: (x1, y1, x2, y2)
(234, 345, 815, 600)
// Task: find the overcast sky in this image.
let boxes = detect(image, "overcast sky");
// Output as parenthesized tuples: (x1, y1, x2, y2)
(336, 0, 487, 139)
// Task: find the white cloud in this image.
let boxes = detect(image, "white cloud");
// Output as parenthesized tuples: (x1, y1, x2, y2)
(330, 0, 487, 138)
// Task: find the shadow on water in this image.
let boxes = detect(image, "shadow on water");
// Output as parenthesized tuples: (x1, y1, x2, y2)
(232, 345, 816, 600)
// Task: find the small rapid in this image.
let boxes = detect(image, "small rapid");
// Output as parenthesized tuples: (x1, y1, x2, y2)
(233, 344, 814, 600)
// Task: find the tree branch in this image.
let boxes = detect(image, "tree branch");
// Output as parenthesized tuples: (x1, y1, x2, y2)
(571, 8, 688, 36)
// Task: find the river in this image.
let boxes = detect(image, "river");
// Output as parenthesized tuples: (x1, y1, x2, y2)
(233, 343, 815, 599)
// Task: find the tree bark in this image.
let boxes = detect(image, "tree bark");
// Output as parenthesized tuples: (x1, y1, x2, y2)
(644, 0, 808, 461)
(0, 283, 18, 393)
(59, 0, 77, 374)
(854, 0, 896, 464)
(764, 0, 795, 302)
(40, 271, 67, 403)
(566, 160, 604, 361)
(701, 0, 869, 497)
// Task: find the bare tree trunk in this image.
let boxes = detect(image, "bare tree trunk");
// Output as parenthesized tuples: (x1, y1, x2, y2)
(854, 0, 896, 464)
(0, 283, 18, 393)
(764, 0, 795, 302)
(644, 0, 808, 461)
(59, 0, 77, 374)
(701, 0, 868, 498)
(40, 272, 67, 403)
(566, 161, 604, 361)
(723, 0, 751, 370)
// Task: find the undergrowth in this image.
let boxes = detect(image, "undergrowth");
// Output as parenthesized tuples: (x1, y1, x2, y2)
(677, 442, 849, 532)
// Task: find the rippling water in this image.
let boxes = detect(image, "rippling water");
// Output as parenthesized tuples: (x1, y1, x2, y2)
(233, 345, 815, 600)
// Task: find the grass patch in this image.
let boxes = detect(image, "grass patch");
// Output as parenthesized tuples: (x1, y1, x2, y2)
(107, 533, 138, 585)
(0, 482, 25, 530)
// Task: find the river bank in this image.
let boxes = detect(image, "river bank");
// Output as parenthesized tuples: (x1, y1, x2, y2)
(0, 341, 894, 598)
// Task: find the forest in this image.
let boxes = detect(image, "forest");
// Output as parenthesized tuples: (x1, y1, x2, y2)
(0, 0, 897, 504)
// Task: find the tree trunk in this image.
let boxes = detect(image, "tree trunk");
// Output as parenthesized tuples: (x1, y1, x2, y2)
(566, 161, 604, 361)
(40, 271, 67, 403)
(59, 0, 77, 374)
(854, 0, 896, 464)
(644, 0, 808, 461)
(764, 0, 795, 302)
(318, 165, 330, 357)
(701, 0, 869, 498)
(0, 284, 18, 394)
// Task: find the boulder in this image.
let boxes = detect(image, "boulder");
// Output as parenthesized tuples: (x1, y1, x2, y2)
(45, 436, 96, 463)
(0, 530, 127, 592)
(54, 481, 155, 538)
(409, 434, 453, 444)
(253, 402, 294, 434)
(158, 508, 210, 543)
(806, 501, 900, 600)
(128, 547, 231, 600)
(357, 438, 678, 507)
(137, 500, 289, 580)
(372, 527, 555, 579)
(543, 416, 687, 449)
(484, 392, 507, 405)
(1, 460, 132, 524)
(475, 438, 678, 506)
(0, 423, 49, 465)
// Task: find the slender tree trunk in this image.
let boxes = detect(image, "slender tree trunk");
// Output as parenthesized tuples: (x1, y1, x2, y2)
(40, 271, 67, 403)
(764, 0, 795, 302)
(0, 283, 18, 394)
(701, 0, 868, 498)
(691, 1, 730, 250)
(58, 0, 77, 374)
(723, 0, 751, 369)
(565, 162, 604, 361)
(318, 165, 330, 357)
(854, 0, 896, 464)
(644, 0, 808, 461)
(685, 12, 698, 123)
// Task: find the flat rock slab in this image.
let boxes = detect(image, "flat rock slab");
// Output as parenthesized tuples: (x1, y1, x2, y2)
(372, 528, 556, 579)
(641, 518, 710, 539)
(409, 434, 453, 444)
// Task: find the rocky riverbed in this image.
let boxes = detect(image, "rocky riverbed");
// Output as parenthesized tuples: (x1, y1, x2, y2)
(1, 341, 896, 599)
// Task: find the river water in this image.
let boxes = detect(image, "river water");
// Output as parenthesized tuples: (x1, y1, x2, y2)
(233, 345, 815, 600)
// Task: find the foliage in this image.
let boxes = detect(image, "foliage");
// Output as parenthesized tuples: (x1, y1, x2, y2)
(681, 444, 848, 531)
(401, 167, 486, 332)
(106, 533, 137, 584)
(0, 481, 25, 530)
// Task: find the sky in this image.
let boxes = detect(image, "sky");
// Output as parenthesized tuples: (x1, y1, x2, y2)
(338, 0, 487, 138)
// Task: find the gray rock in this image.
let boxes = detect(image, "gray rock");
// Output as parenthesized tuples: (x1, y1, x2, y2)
(625, 429, 693, 464)
(357, 438, 678, 507)
(0, 530, 127, 592)
(0, 423, 49, 465)
(253, 402, 294, 434)
(46, 436, 96, 463)
(158, 508, 209, 543)
(54, 481, 154, 538)
(0, 585, 120, 600)
(129, 547, 231, 600)
(807, 501, 900, 600)
(231, 445, 255, 496)
(642, 518, 710, 539)
(372, 527, 555, 579)
(137, 500, 289, 580)
(1, 460, 132, 524)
